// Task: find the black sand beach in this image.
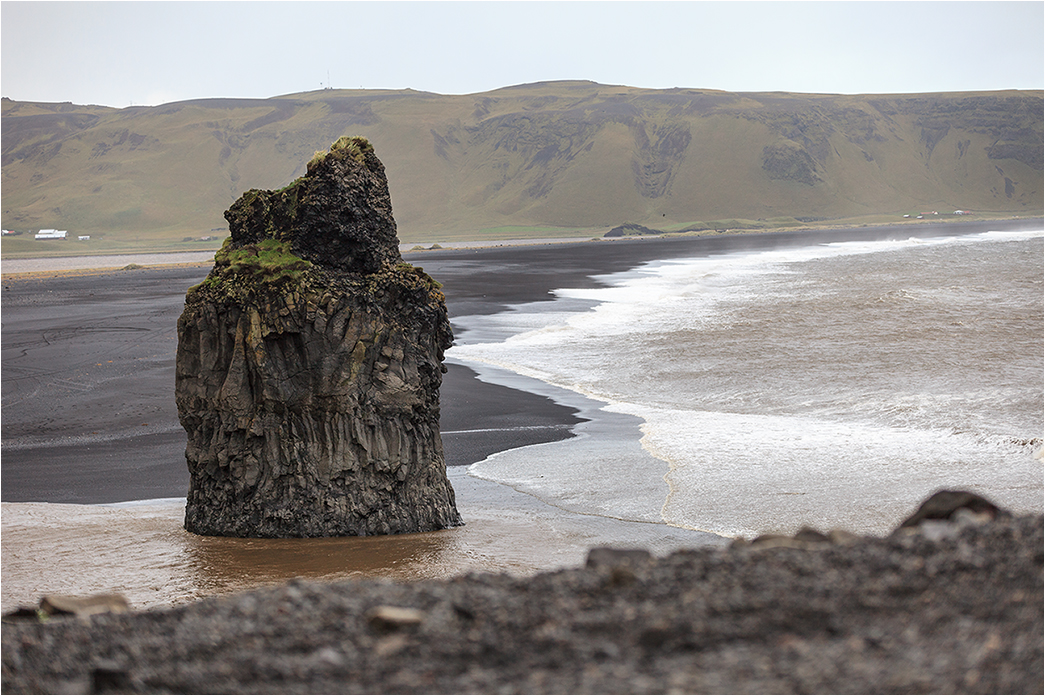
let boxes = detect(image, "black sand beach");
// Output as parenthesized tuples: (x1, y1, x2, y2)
(0, 265, 584, 504)
(3, 218, 1033, 504)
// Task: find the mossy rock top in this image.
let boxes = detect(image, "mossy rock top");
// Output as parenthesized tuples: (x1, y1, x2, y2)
(307, 136, 375, 172)
(222, 136, 402, 277)
(187, 242, 445, 314)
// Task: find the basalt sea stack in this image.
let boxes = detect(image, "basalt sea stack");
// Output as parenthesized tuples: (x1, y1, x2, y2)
(176, 136, 462, 537)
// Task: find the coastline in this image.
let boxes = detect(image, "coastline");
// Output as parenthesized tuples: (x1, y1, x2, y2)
(4, 217, 1040, 503)
(14, 219, 1032, 503)
(2, 217, 1039, 279)
(0, 266, 586, 504)
(1, 234, 748, 613)
(3, 218, 1042, 615)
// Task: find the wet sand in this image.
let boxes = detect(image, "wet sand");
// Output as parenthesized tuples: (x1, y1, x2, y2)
(1, 467, 726, 613)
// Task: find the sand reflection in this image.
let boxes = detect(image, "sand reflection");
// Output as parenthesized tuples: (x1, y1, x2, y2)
(180, 525, 468, 596)
(0, 498, 555, 613)
(2, 500, 481, 613)
(2, 470, 725, 614)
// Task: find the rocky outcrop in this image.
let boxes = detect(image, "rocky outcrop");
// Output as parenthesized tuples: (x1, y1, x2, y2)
(604, 222, 660, 238)
(175, 136, 462, 537)
(761, 140, 822, 185)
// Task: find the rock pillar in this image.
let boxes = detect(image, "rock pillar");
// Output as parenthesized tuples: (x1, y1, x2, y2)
(175, 136, 462, 537)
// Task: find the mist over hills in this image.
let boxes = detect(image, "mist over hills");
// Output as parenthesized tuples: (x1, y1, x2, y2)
(2, 81, 1042, 252)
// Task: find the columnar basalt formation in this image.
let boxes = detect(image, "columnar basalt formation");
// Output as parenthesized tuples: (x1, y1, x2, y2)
(175, 136, 462, 537)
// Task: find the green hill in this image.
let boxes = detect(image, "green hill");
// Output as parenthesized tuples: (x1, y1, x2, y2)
(2, 81, 1042, 256)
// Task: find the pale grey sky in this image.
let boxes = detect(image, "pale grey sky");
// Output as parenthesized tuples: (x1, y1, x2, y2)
(2, 1, 1043, 107)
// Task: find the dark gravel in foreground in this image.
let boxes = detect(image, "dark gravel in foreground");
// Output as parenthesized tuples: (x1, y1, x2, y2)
(3, 513, 1041, 694)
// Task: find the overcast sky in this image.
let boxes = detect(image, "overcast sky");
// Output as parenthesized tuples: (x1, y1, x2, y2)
(2, 1, 1043, 108)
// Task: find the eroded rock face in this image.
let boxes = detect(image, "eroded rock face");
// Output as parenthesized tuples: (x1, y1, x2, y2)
(176, 137, 462, 537)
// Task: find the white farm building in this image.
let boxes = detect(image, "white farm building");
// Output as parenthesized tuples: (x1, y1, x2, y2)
(34, 229, 68, 240)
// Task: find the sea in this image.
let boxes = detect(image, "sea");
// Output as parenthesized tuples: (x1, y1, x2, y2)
(449, 227, 1044, 537)
(3, 226, 1042, 613)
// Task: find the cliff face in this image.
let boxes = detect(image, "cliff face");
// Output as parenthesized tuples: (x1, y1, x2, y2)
(175, 137, 462, 537)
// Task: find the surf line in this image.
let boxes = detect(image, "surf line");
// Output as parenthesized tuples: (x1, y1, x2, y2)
(441, 425, 573, 435)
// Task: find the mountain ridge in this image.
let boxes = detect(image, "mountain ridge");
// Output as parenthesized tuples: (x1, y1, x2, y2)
(2, 81, 1041, 253)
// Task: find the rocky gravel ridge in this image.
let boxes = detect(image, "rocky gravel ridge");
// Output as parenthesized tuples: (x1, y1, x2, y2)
(3, 502, 1041, 694)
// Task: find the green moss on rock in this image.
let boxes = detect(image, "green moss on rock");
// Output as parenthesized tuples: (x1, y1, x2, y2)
(187, 238, 312, 304)
(218, 237, 311, 283)
(307, 136, 375, 174)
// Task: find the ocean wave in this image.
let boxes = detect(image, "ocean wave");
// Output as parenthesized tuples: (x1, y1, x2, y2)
(449, 228, 1045, 536)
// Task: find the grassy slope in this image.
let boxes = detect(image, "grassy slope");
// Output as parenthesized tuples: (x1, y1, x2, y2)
(1, 82, 1041, 257)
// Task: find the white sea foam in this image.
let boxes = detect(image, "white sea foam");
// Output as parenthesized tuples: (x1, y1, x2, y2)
(449, 228, 1045, 537)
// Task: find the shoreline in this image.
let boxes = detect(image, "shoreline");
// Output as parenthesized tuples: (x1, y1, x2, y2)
(0, 225, 845, 612)
(436, 223, 1044, 538)
(4, 216, 1040, 505)
(1, 232, 740, 611)
(0, 263, 589, 504)
(2, 218, 1042, 615)
(2, 217, 1040, 278)
(1, 468, 728, 614)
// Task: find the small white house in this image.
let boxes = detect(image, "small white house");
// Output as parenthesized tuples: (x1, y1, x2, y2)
(35, 229, 67, 240)
(78, 235, 91, 241)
